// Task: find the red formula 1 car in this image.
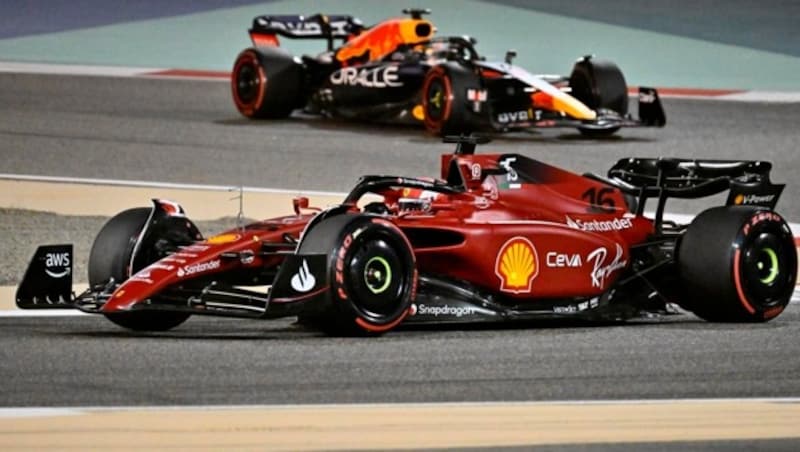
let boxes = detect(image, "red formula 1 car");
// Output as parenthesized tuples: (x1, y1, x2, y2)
(231, 9, 665, 137)
(17, 137, 796, 335)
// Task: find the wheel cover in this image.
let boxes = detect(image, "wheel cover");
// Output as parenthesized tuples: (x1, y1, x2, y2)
(425, 78, 446, 121)
(344, 234, 409, 320)
(757, 247, 780, 285)
(364, 256, 392, 295)
(740, 231, 794, 307)
(235, 63, 261, 104)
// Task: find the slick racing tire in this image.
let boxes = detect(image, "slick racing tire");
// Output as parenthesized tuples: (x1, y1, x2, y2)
(677, 206, 797, 322)
(299, 214, 417, 336)
(422, 64, 481, 136)
(89, 208, 191, 331)
(569, 57, 628, 137)
(231, 47, 304, 119)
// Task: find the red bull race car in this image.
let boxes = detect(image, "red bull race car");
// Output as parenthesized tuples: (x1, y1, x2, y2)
(16, 136, 796, 336)
(231, 9, 666, 136)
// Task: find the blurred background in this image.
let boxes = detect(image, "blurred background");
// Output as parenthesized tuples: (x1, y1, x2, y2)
(2, 0, 800, 90)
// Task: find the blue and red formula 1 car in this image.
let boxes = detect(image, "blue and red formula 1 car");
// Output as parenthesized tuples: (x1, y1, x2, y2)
(231, 9, 665, 137)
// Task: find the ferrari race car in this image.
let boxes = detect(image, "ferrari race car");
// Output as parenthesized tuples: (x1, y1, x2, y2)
(231, 9, 666, 137)
(16, 136, 796, 335)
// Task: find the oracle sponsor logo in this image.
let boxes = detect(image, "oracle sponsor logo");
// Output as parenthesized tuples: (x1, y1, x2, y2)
(566, 216, 633, 232)
(259, 17, 351, 37)
(330, 65, 402, 88)
(176, 259, 221, 278)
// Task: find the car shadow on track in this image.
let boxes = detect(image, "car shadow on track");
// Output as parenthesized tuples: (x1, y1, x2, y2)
(45, 314, 714, 341)
(213, 115, 658, 145)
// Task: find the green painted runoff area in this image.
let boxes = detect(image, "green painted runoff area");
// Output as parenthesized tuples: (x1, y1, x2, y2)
(1, 0, 799, 90)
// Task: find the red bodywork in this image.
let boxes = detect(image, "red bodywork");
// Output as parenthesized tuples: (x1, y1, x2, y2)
(103, 150, 655, 314)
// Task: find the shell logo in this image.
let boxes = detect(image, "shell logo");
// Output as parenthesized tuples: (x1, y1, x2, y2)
(495, 236, 539, 293)
(734, 194, 745, 205)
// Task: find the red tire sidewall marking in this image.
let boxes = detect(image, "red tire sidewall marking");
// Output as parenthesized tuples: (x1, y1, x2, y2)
(732, 247, 757, 315)
(422, 67, 453, 134)
(231, 50, 267, 117)
(733, 214, 796, 319)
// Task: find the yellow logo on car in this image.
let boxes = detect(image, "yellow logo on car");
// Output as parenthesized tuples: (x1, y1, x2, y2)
(495, 236, 538, 293)
(206, 233, 241, 245)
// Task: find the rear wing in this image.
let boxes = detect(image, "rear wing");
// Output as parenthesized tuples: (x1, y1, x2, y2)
(249, 14, 364, 50)
(595, 157, 785, 233)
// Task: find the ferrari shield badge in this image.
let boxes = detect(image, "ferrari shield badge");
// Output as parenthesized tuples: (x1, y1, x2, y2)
(495, 236, 539, 293)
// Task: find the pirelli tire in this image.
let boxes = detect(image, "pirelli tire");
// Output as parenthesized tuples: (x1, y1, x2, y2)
(677, 206, 797, 322)
(422, 63, 481, 136)
(568, 57, 628, 137)
(297, 214, 417, 336)
(89, 208, 191, 331)
(231, 47, 304, 119)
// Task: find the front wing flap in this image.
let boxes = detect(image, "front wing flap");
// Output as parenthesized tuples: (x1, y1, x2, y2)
(16, 245, 75, 309)
(491, 87, 666, 132)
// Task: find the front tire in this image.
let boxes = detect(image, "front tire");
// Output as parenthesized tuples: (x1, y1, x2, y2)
(299, 215, 417, 336)
(569, 57, 628, 137)
(677, 207, 797, 322)
(89, 208, 191, 331)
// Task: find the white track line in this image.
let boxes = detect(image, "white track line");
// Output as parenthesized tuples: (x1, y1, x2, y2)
(1, 397, 800, 417)
(0, 173, 348, 197)
(717, 91, 800, 103)
(0, 61, 159, 77)
(0, 310, 88, 317)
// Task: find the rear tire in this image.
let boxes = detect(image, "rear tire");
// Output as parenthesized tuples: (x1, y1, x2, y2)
(569, 57, 628, 137)
(231, 47, 304, 119)
(422, 64, 481, 136)
(677, 207, 797, 322)
(89, 208, 191, 331)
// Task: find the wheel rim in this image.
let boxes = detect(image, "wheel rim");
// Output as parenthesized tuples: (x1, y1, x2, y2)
(740, 231, 794, 307)
(425, 77, 446, 122)
(757, 247, 780, 285)
(345, 234, 408, 320)
(235, 62, 261, 104)
(364, 256, 392, 295)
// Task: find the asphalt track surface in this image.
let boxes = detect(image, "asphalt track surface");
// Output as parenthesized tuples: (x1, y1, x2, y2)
(2, 74, 800, 421)
(2, 73, 799, 222)
(2, 306, 800, 407)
